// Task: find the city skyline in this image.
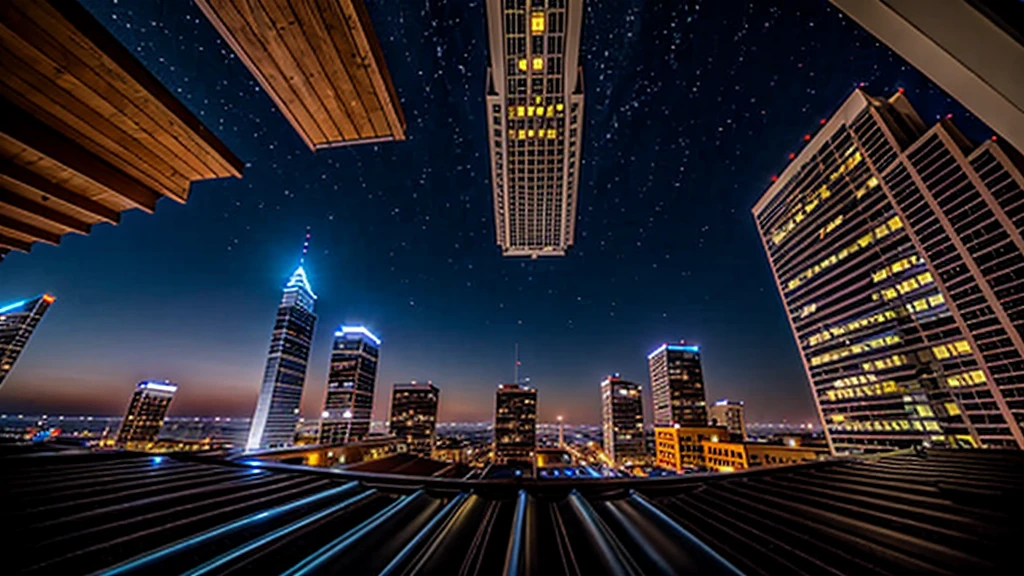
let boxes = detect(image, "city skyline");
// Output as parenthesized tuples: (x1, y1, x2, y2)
(0, 1, 998, 426)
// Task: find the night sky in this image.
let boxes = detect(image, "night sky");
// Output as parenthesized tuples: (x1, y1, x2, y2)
(0, 1, 991, 425)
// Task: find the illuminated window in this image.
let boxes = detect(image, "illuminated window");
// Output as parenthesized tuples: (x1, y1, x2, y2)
(947, 370, 986, 388)
(532, 57, 544, 70)
(531, 12, 545, 34)
(932, 340, 972, 360)
(516, 106, 525, 117)
(945, 402, 961, 416)
(527, 129, 535, 138)
(915, 405, 934, 417)
(556, 103, 564, 111)
(518, 59, 528, 72)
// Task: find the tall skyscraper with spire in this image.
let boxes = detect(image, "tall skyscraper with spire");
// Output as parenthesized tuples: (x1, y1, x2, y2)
(0, 293, 54, 388)
(246, 233, 317, 450)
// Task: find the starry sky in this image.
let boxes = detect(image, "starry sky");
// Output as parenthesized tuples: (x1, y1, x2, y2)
(0, 0, 991, 425)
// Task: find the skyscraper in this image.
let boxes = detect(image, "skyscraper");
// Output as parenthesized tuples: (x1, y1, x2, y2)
(753, 88, 1024, 453)
(493, 383, 537, 465)
(246, 265, 317, 450)
(485, 0, 585, 257)
(389, 382, 440, 457)
(0, 294, 53, 388)
(648, 342, 708, 427)
(601, 375, 645, 464)
(708, 399, 747, 441)
(320, 326, 380, 445)
(116, 381, 177, 449)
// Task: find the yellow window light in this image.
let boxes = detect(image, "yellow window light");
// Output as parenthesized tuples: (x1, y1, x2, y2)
(556, 102, 564, 111)
(532, 57, 544, 70)
(531, 12, 545, 34)
(527, 129, 535, 138)
(517, 129, 526, 139)
(527, 106, 535, 117)
(518, 59, 528, 71)
(516, 106, 525, 117)
(547, 129, 557, 139)
(535, 96, 543, 104)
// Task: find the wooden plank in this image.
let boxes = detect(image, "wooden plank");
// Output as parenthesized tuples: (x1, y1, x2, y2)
(0, 188, 90, 234)
(259, 0, 360, 140)
(0, 98, 160, 213)
(195, 0, 324, 149)
(0, 213, 60, 245)
(288, 0, 375, 138)
(0, 231, 31, 252)
(0, 37, 189, 200)
(4, 1, 243, 178)
(319, 0, 393, 138)
(338, 0, 405, 139)
(0, 157, 119, 224)
(238, 0, 345, 144)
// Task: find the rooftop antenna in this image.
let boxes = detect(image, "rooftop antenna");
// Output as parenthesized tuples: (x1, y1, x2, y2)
(514, 343, 520, 385)
(300, 226, 311, 265)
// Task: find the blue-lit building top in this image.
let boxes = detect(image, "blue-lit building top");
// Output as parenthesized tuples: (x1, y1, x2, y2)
(0, 294, 54, 388)
(247, 266, 318, 451)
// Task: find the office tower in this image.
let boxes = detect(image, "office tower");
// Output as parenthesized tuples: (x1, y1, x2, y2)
(829, 0, 1024, 153)
(320, 326, 381, 445)
(648, 342, 708, 427)
(0, 294, 54, 388)
(115, 381, 177, 449)
(493, 383, 537, 465)
(601, 375, 645, 464)
(709, 399, 747, 441)
(246, 265, 317, 450)
(753, 88, 1024, 453)
(389, 382, 440, 457)
(484, 0, 585, 257)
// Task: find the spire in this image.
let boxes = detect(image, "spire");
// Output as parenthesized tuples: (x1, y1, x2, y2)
(299, 226, 311, 264)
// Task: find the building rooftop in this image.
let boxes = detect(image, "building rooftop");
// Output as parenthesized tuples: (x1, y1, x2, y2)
(4, 448, 1018, 575)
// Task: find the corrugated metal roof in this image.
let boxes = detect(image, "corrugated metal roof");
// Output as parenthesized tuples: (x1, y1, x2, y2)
(3, 449, 1018, 575)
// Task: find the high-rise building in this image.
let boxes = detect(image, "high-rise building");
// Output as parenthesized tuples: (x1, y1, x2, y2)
(648, 342, 708, 427)
(246, 265, 317, 450)
(829, 0, 1024, 153)
(753, 88, 1024, 453)
(0, 294, 54, 388)
(116, 381, 177, 449)
(484, 0, 585, 257)
(389, 382, 440, 457)
(708, 399, 747, 441)
(493, 383, 537, 465)
(600, 375, 645, 464)
(320, 326, 381, 445)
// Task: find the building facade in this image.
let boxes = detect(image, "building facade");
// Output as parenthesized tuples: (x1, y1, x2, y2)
(484, 0, 585, 257)
(600, 375, 645, 464)
(708, 399, 747, 441)
(754, 89, 1024, 453)
(115, 381, 177, 449)
(389, 382, 440, 457)
(653, 426, 727, 471)
(320, 326, 380, 445)
(0, 294, 54, 388)
(494, 383, 537, 465)
(648, 343, 708, 427)
(246, 266, 317, 450)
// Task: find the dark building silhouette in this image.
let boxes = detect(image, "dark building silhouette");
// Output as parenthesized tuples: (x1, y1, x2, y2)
(389, 382, 440, 457)
(493, 383, 537, 465)
(601, 375, 645, 464)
